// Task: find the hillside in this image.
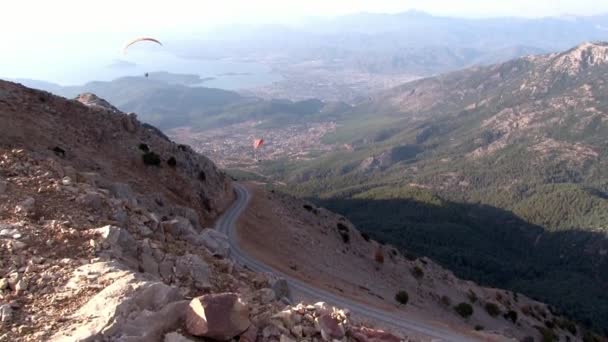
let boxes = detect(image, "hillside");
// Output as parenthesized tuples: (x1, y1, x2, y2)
(0, 80, 421, 342)
(259, 42, 608, 332)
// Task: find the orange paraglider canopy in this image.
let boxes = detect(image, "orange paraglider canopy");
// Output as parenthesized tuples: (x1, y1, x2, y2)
(253, 138, 264, 149)
(123, 37, 163, 54)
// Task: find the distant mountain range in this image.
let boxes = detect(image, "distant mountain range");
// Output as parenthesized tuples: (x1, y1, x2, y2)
(10, 75, 341, 130)
(173, 11, 608, 75)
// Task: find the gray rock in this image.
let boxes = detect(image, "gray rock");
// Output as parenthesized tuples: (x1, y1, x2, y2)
(77, 172, 102, 187)
(140, 253, 159, 277)
(271, 278, 291, 301)
(258, 288, 276, 304)
(76, 191, 105, 210)
(0, 304, 13, 323)
(198, 229, 230, 258)
(159, 259, 174, 282)
(185, 293, 250, 340)
(137, 225, 153, 237)
(93, 226, 138, 268)
(164, 332, 197, 342)
(109, 182, 137, 205)
(15, 279, 28, 293)
(175, 254, 210, 289)
(15, 196, 35, 214)
(161, 217, 197, 239)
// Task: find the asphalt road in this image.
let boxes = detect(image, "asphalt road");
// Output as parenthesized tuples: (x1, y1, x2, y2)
(215, 183, 481, 342)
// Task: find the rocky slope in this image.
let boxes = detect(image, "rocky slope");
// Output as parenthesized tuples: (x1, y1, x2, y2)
(0, 80, 408, 342)
(238, 184, 587, 342)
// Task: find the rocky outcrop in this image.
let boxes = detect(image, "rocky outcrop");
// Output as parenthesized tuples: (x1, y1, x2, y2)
(52, 262, 187, 342)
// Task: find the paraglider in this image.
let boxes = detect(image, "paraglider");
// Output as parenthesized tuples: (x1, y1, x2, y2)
(252, 138, 264, 162)
(123, 37, 163, 54)
(253, 138, 264, 150)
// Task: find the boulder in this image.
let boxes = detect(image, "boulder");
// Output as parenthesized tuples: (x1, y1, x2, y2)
(161, 217, 197, 239)
(52, 262, 186, 342)
(175, 254, 211, 289)
(185, 293, 251, 340)
(198, 228, 230, 258)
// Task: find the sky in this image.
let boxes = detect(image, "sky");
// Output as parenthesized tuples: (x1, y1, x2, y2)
(2, 0, 608, 35)
(1, 0, 607, 85)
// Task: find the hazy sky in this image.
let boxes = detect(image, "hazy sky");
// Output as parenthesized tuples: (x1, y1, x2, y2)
(1, 0, 607, 85)
(3, 0, 608, 35)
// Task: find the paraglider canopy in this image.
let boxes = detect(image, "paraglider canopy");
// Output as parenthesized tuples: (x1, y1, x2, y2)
(123, 37, 163, 54)
(253, 138, 264, 149)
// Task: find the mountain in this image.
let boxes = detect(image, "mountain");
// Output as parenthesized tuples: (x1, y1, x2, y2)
(258, 42, 608, 332)
(2, 80, 600, 341)
(13, 75, 335, 131)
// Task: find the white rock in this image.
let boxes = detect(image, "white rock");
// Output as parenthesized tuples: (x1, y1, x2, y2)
(0, 278, 8, 290)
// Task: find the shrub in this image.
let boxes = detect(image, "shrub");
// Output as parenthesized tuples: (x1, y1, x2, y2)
(339, 231, 350, 243)
(138, 143, 150, 152)
(440, 295, 452, 307)
(142, 152, 161, 166)
(395, 291, 409, 305)
(545, 320, 555, 329)
(454, 303, 474, 318)
(504, 310, 518, 323)
(337, 223, 349, 232)
(404, 252, 418, 261)
(485, 302, 501, 317)
(467, 290, 478, 303)
(167, 156, 177, 167)
(52, 146, 66, 157)
(374, 248, 384, 264)
(177, 144, 188, 151)
(536, 326, 557, 342)
(360, 232, 371, 242)
(390, 249, 398, 257)
(411, 266, 424, 279)
(474, 325, 484, 331)
(198, 171, 206, 181)
(556, 319, 577, 335)
(583, 331, 602, 342)
(303, 204, 314, 212)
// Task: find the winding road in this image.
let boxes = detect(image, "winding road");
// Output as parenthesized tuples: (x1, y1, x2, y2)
(216, 183, 480, 342)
